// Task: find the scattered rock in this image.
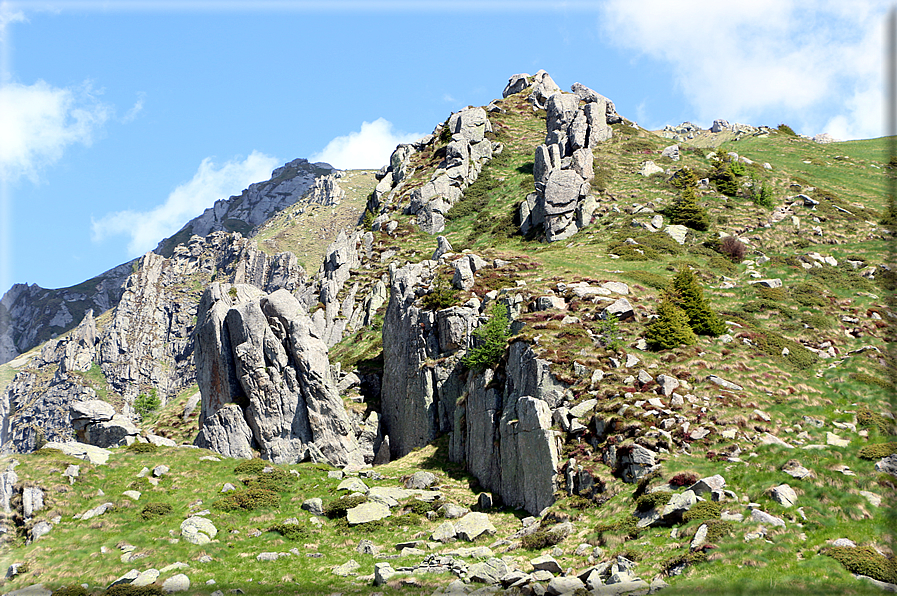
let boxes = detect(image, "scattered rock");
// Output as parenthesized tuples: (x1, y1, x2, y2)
(332, 559, 360, 576)
(162, 573, 190, 593)
(454, 512, 496, 542)
(405, 471, 438, 490)
(346, 502, 391, 525)
(180, 516, 218, 545)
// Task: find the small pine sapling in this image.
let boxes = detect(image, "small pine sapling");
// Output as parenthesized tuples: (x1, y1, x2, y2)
(463, 303, 511, 371)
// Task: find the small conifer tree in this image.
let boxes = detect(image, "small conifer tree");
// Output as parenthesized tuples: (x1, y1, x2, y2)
(462, 303, 511, 371)
(668, 185, 710, 231)
(645, 295, 696, 350)
(669, 267, 727, 336)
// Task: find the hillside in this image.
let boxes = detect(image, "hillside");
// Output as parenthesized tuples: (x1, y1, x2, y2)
(0, 71, 895, 596)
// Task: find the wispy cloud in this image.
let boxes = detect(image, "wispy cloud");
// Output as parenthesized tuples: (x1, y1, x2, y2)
(309, 117, 421, 169)
(599, 1, 887, 139)
(443, 93, 457, 103)
(0, 80, 111, 183)
(121, 92, 145, 123)
(91, 151, 280, 256)
(0, 4, 26, 44)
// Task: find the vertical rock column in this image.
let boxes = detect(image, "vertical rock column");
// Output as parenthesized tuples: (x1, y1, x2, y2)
(520, 82, 616, 241)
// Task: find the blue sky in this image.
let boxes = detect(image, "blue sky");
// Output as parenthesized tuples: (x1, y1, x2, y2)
(0, 0, 889, 297)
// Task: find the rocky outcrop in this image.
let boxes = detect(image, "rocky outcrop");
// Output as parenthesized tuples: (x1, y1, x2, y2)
(449, 342, 564, 515)
(381, 261, 564, 514)
(194, 283, 364, 467)
(99, 233, 306, 403)
(370, 109, 501, 236)
(381, 261, 479, 457)
(403, 107, 501, 235)
(368, 144, 419, 215)
(519, 78, 616, 241)
(307, 173, 345, 206)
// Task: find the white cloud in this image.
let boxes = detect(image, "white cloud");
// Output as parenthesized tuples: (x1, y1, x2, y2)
(0, 80, 111, 182)
(599, 1, 888, 139)
(0, 5, 26, 44)
(91, 151, 280, 256)
(121, 92, 145, 123)
(310, 118, 421, 169)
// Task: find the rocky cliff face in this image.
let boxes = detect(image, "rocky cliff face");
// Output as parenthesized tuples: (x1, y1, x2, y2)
(193, 283, 365, 467)
(380, 257, 568, 515)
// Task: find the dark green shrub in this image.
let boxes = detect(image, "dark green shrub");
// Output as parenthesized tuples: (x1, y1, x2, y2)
(756, 286, 786, 301)
(636, 232, 684, 256)
(234, 459, 268, 475)
(682, 501, 722, 522)
(753, 331, 817, 370)
(134, 390, 160, 420)
(858, 442, 897, 460)
(595, 315, 624, 351)
(361, 209, 376, 230)
(801, 312, 834, 329)
(421, 273, 459, 311)
(645, 296, 696, 351)
(821, 546, 897, 584)
(857, 406, 896, 435)
(594, 515, 641, 539)
(214, 488, 279, 512)
(607, 241, 651, 261)
(269, 522, 312, 541)
(521, 527, 567, 550)
(704, 519, 734, 542)
(777, 123, 797, 136)
(634, 491, 672, 512)
(126, 442, 158, 454)
(791, 283, 826, 307)
(708, 256, 737, 276)
(323, 494, 368, 519)
(242, 468, 297, 492)
(669, 167, 698, 190)
(749, 175, 775, 208)
(105, 585, 165, 596)
(407, 499, 439, 515)
(139, 502, 173, 521)
(712, 168, 739, 197)
(463, 304, 510, 372)
(52, 586, 89, 596)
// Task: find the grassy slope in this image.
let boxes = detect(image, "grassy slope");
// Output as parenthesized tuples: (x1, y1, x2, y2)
(253, 170, 377, 274)
(2, 92, 895, 596)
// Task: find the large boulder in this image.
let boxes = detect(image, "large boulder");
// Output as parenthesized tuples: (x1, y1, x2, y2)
(193, 284, 363, 467)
